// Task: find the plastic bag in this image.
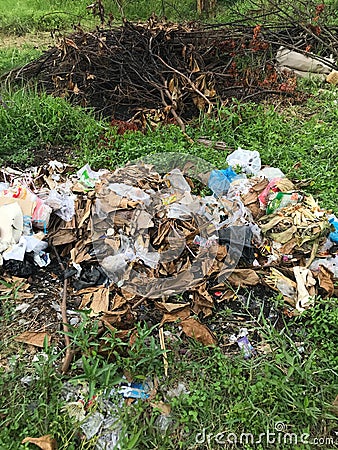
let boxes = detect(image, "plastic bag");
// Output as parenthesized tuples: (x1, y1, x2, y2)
(2, 236, 27, 261)
(45, 190, 75, 222)
(134, 240, 160, 268)
(257, 167, 285, 180)
(328, 215, 338, 243)
(208, 167, 239, 197)
(164, 168, 191, 193)
(101, 254, 128, 275)
(226, 177, 251, 201)
(226, 148, 261, 175)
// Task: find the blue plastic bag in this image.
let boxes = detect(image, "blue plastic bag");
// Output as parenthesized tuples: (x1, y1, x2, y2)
(329, 216, 338, 243)
(208, 167, 238, 197)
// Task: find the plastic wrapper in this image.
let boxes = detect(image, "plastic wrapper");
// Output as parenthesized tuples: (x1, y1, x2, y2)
(276, 47, 334, 75)
(77, 163, 101, 189)
(237, 335, 256, 359)
(34, 251, 51, 267)
(230, 328, 256, 359)
(81, 412, 105, 440)
(108, 182, 150, 204)
(193, 235, 218, 248)
(258, 177, 294, 208)
(226, 148, 261, 175)
(266, 191, 303, 214)
(117, 381, 151, 399)
(328, 215, 338, 243)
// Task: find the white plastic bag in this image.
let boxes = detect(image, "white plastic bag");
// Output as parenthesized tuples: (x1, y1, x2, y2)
(226, 148, 261, 175)
(46, 190, 76, 222)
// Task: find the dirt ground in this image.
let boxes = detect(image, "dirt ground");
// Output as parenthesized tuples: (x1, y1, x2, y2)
(0, 31, 56, 50)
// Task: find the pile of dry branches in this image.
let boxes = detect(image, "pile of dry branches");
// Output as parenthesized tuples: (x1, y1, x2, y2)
(4, 16, 338, 125)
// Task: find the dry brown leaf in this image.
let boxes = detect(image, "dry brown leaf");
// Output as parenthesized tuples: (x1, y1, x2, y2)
(15, 332, 50, 348)
(22, 435, 57, 450)
(242, 191, 258, 205)
(111, 293, 128, 310)
(224, 269, 260, 287)
(160, 306, 191, 326)
(90, 287, 109, 316)
(101, 308, 135, 328)
(150, 401, 171, 415)
(332, 395, 338, 416)
(317, 265, 334, 295)
(180, 317, 216, 346)
(156, 302, 189, 313)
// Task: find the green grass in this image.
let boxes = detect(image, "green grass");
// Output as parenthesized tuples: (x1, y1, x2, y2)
(0, 45, 43, 75)
(1, 298, 337, 449)
(0, 0, 199, 35)
(0, 0, 93, 34)
(0, 88, 106, 165)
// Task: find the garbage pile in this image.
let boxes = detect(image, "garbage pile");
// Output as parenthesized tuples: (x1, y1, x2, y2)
(1, 150, 337, 348)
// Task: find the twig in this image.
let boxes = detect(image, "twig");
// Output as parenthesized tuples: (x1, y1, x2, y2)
(154, 53, 213, 110)
(60, 277, 74, 374)
(159, 327, 169, 376)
